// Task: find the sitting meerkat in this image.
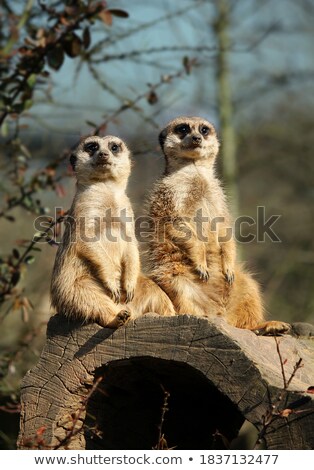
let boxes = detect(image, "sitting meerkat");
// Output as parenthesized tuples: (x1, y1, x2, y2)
(145, 116, 290, 334)
(50, 135, 175, 328)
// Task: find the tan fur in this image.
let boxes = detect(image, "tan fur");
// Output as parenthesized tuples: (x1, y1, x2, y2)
(51, 135, 175, 328)
(145, 116, 290, 334)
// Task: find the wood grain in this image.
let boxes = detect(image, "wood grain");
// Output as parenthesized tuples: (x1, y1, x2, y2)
(17, 314, 314, 449)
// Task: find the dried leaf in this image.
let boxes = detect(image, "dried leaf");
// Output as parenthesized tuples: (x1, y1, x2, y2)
(36, 28, 45, 40)
(36, 426, 46, 437)
(98, 10, 112, 26)
(55, 183, 66, 198)
(183, 56, 192, 74)
(280, 408, 292, 418)
(147, 90, 158, 105)
(13, 297, 22, 310)
(60, 15, 71, 26)
(83, 27, 91, 50)
(107, 9, 129, 18)
(22, 296, 34, 310)
(65, 6, 79, 16)
(22, 305, 29, 323)
(64, 33, 82, 58)
(15, 239, 30, 246)
(11, 271, 21, 287)
(47, 45, 64, 70)
(306, 386, 314, 394)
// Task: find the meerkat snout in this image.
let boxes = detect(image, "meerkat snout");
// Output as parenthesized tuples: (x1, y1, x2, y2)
(191, 134, 202, 146)
(96, 151, 110, 166)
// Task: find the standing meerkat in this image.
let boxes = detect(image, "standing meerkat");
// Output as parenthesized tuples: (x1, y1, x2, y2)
(145, 116, 290, 334)
(50, 135, 175, 328)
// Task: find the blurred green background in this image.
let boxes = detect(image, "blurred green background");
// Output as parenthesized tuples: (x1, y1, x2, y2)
(0, 0, 313, 449)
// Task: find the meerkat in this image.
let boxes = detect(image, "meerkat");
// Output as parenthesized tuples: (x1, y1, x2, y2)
(50, 135, 175, 328)
(145, 116, 290, 334)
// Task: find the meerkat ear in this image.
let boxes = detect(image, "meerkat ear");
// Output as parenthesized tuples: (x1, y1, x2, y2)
(70, 154, 77, 171)
(158, 128, 167, 150)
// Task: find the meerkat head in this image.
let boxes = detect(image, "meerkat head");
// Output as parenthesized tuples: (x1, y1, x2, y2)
(70, 135, 131, 185)
(159, 116, 220, 167)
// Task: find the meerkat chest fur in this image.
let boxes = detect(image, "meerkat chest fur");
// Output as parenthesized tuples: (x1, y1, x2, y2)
(74, 182, 135, 251)
(166, 164, 227, 221)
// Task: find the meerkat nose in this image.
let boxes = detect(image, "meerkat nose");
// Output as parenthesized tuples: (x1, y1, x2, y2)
(98, 152, 109, 160)
(192, 135, 202, 144)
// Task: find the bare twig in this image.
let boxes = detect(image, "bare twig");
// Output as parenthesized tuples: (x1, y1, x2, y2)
(89, 0, 206, 54)
(274, 336, 287, 389)
(0, 213, 66, 312)
(54, 375, 104, 450)
(254, 338, 304, 449)
(94, 60, 198, 135)
(91, 45, 216, 64)
(153, 386, 172, 450)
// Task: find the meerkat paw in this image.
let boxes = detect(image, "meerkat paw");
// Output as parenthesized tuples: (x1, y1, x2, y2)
(111, 290, 121, 303)
(106, 310, 131, 328)
(116, 310, 131, 326)
(224, 270, 235, 285)
(252, 321, 291, 336)
(124, 281, 136, 303)
(195, 264, 210, 282)
(222, 261, 235, 285)
(125, 289, 135, 303)
(107, 285, 121, 303)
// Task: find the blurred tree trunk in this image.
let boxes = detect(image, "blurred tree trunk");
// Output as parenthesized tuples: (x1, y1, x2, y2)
(215, 0, 239, 219)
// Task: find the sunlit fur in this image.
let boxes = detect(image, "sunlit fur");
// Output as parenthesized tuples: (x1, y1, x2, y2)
(146, 116, 290, 334)
(51, 135, 175, 328)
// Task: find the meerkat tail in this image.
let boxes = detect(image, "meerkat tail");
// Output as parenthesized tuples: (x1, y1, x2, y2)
(225, 269, 265, 329)
(129, 274, 176, 317)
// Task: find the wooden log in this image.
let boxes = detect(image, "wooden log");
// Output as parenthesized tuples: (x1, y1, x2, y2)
(17, 314, 314, 450)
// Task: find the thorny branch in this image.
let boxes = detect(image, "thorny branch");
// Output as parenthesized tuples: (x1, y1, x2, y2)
(88, 0, 207, 55)
(93, 60, 198, 135)
(0, 213, 65, 315)
(0, 1, 109, 127)
(153, 386, 171, 450)
(254, 337, 304, 448)
(53, 376, 104, 450)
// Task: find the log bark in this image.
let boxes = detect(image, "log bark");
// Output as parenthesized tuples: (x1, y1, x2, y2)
(17, 314, 314, 450)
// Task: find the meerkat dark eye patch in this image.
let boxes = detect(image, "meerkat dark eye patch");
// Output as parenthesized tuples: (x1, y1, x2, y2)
(159, 129, 167, 149)
(110, 142, 122, 153)
(174, 123, 191, 137)
(200, 125, 210, 136)
(70, 154, 77, 170)
(84, 141, 99, 154)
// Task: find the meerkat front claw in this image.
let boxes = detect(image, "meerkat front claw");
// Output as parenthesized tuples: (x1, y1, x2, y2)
(125, 289, 135, 303)
(196, 265, 210, 282)
(224, 271, 235, 285)
(110, 289, 121, 304)
(253, 321, 291, 336)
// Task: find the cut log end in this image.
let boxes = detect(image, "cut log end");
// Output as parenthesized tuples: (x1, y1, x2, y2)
(17, 314, 314, 450)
